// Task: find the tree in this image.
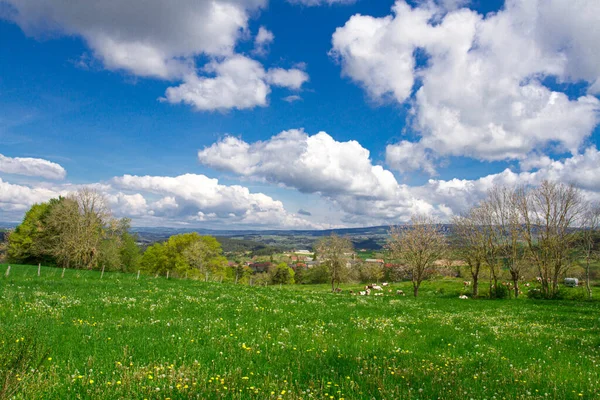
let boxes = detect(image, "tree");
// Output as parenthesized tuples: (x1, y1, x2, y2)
(230, 261, 252, 284)
(580, 203, 600, 300)
(140, 242, 170, 275)
(452, 206, 487, 297)
(484, 186, 527, 298)
(388, 214, 447, 297)
(0, 229, 10, 263)
(270, 262, 295, 285)
(42, 189, 114, 269)
(119, 231, 141, 272)
(315, 234, 354, 291)
(7, 199, 60, 265)
(358, 261, 384, 283)
(141, 233, 227, 279)
(516, 180, 586, 298)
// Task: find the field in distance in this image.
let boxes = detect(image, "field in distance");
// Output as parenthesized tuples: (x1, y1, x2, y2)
(1, 264, 599, 399)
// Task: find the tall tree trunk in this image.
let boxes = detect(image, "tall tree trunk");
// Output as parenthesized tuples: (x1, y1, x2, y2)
(511, 272, 519, 298)
(471, 262, 480, 297)
(585, 258, 593, 300)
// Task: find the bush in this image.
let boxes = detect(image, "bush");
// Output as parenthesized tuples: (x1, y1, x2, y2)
(491, 284, 510, 299)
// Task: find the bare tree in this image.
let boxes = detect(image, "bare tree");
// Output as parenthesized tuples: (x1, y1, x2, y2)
(388, 214, 447, 297)
(46, 189, 112, 269)
(580, 203, 600, 300)
(315, 234, 354, 292)
(486, 186, 527, 298)
(516, 180, 586, 298)
(452, 207, 487, 297)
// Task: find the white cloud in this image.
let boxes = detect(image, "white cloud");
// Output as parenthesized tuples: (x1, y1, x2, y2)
(0, 154, 66, 180)
(385, 141, 436, 175)
(283, 95, 302, 103)
(0, 177, 60, 215)
(4, 144, 600, 227)
(2, 0, 266, 79)
(163, 55, 309, 111)
(196, 129, 600, 225)
(112, 173, 321, 228)
(106, 193, 148, 217)
(253, 26, 274, 56)
(198, 129, 399, 200)
(3, 0, 310, 112)
(266, 68, 309, 90)
(163, 56, 270, 111)
(331, 0, 600, 172)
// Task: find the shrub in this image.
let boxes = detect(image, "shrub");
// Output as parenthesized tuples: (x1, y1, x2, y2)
(491, 284, 510, 299)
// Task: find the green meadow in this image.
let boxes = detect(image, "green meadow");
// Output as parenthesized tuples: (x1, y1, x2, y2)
(1, 264, 599, 399)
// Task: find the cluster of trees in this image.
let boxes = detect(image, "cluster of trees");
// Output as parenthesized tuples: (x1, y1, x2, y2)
(299, 181, 599, 300)
(248, 262, 296, 286)
(451, 181, 599, 299)
(141, 233, 228, 280)
(5, 189, 140, 271)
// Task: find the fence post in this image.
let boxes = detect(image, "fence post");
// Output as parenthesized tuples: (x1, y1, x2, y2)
(166, 270, 169, 279)
(137, 270, 140, 280)
(5, 265, 10, 277)
(101, 265, 105, 279)
(61, 268, 65, 278)
(38, 263, 41, 277)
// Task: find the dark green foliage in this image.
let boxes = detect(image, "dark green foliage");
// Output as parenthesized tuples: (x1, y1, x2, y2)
(491, 283, 510, 299)
(7, 199, 60, 265)
(119, 232, 141, 272)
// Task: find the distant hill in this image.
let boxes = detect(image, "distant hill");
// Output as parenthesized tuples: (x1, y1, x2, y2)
(130, 225, 407, 251)
(0, 223, 455, 252)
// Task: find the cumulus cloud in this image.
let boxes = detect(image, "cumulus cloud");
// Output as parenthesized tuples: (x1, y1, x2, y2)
(197, 130, 455, 224)
(0, 154, 66, 180)
(266, 68, 309, 90)
(198, 129, 399, 199)
(331, 0, 600, 172)
(4, 144, 600, 227)
(253, 26, 274, 56)
(112, 173, 320, 228)
(196, 129, 600, 225)
(3, 0, 309, 112)
(163, 55, 308, 111)
(0, 178, 60, 215)
(385, 141, 436, 175)
(2, 0, 266, 79)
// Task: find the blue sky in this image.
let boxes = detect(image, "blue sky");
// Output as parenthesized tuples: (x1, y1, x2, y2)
(1, 0, 600, 229)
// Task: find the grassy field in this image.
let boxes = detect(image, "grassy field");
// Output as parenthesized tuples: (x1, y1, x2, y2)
(1, 264, 599, 399)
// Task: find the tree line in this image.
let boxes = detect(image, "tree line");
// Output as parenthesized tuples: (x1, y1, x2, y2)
(299, 180, 599, 300)
(2, 181, 599, 299)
